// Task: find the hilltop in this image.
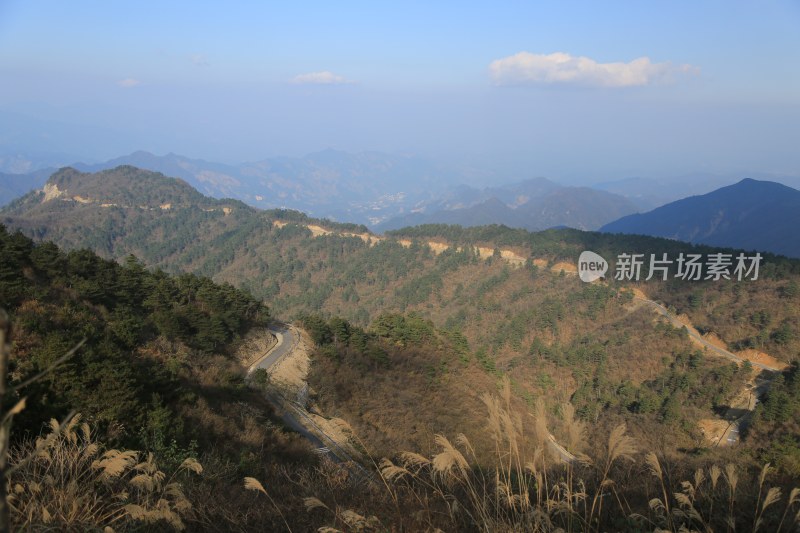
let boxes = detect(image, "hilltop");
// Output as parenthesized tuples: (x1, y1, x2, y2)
(602, 178, 800, 258)
(8, 165, 217, 210)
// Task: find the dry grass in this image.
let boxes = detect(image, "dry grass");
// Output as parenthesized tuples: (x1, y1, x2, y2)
(300, 376, 800, 532)
(5, 391, 799, 532)
(7, 414, 202, 531)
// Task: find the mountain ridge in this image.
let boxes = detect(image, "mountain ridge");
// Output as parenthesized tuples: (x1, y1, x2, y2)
(601, 178, 800, 258)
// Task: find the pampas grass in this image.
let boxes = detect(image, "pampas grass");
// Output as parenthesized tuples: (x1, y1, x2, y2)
(303, 388, 800, 533)
(7, 414, 201, 531)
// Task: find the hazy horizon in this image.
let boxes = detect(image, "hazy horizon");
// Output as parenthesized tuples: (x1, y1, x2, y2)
(2, 1, 800, 184)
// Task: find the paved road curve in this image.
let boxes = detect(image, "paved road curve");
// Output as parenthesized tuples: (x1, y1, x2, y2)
(248, 324, 295, 375)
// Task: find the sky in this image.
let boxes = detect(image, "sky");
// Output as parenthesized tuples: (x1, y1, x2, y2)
(1, 0, 799, 182)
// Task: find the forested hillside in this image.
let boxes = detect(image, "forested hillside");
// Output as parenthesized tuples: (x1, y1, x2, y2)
(3, 168, 800, 530)
(0, 225, 326, 530)
(6, 168, 800, 456)
(0, 221, 274, 447)
(5, 169, 800, 439)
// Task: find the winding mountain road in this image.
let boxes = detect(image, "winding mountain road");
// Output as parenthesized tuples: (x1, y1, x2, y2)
(247, 324, 374, 480)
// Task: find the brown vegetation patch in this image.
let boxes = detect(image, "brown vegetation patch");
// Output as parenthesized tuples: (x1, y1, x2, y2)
(306, 414, 357, 451)
(308, 342, 505, 461)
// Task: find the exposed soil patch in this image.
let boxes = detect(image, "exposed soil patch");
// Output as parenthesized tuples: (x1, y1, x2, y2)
(273, 219, 536, 269)
(631, 287, 648, 300)
(737, 349, 788, 370)
(306, 224, 333, 237)
(550, 261, 577, 273)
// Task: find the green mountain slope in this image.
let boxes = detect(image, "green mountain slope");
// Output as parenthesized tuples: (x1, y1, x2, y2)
(0, 223, 270, 448)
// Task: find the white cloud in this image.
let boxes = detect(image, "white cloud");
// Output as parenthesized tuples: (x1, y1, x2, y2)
(117, 78, 141, 88)
(290, 71, 352, 85)
(489, 52, 698, 88)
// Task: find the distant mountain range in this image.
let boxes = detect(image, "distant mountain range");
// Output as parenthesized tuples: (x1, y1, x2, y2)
(3, 148, 800, 239)
(6, 165, 800, 267)
(69, 149, 455, 226)
(0, 147, 460, 225)
(601, 178, 800, 258)
(377, 178, 639, 231)
(0, 149, 640, 231)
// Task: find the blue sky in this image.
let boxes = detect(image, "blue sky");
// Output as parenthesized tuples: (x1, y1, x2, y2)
(1, 1, 799, 181)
